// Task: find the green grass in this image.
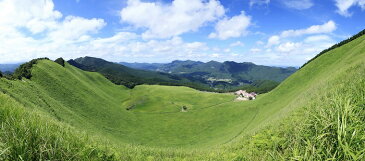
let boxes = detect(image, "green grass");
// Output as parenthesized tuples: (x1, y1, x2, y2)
(1, 32, 365, 160)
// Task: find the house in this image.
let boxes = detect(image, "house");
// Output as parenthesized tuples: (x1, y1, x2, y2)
(234, 90, 257, 101)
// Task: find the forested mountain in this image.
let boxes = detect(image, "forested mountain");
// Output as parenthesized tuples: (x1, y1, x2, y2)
(121, 60, 297, 88)
(68, 57, 210, 89)
(71, 57, 289, 93)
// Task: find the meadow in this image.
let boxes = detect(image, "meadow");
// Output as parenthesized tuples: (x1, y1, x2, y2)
(0, 32, 365, 160)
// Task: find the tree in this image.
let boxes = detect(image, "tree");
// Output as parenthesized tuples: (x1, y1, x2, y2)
(0, 71, 3, 77)
(54, 58, 65, 67)
(12, 58, 49, 80)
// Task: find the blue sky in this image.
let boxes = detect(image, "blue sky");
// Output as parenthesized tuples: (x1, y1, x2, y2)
(0, 0, 364, 66)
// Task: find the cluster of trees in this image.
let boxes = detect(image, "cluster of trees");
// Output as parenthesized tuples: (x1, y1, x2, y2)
(54, 58, 65, 67)
(1, 57, 66, 80)
(11, 58, 49, 80)
(301, 29, 365, 68)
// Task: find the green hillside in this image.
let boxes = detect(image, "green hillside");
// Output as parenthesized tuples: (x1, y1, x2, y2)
(1, 31, 365, 160)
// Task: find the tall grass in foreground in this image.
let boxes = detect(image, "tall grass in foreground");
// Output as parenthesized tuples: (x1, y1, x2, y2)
(0, 93, 117, 161)
(225, 64, 365, 160)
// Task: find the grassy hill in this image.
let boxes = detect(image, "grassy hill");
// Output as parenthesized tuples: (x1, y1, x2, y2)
(1, 30, 365, 160)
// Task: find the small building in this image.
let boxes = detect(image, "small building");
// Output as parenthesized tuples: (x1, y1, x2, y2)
(235, 90, 257, 101)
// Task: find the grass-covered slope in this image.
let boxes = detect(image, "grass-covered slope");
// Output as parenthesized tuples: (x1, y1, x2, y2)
(1, 60, 248, 148)
(1, 31, 365, 160)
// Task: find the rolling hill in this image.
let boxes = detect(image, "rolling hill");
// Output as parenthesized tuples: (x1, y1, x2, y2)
(0, 29, 365, 160)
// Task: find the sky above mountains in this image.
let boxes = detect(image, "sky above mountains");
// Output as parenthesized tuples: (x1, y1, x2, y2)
(0, 0, 364, 66)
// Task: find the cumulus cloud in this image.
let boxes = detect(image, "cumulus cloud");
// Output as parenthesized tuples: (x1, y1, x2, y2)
(0, 0, 107, 63)
(276, 42, 301, 53)
(304, 35, 333, 43)
(209, 12, 251, 40)
(281, 0, 313, 10)
(48, 16, 106, 42)
(280, 21, 336, 37)
(120, 0, 225, 39)
(254, 21, 338, 66)
(0, 0, 231, 64)
(335, 0, 365, 17)
(0, 0, 62, 33)
(267, 35, 280, 47)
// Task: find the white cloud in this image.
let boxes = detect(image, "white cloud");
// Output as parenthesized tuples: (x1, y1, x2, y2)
(0, 0, 107, 63)
(276, 42, 302, 53)
(267, 35, 280, 47)
(280, 21, 336, 37)
(249, 0, 270, 7)
(255, 21, 338, 66)
(48, 16, 106, 42)
(0, 0, 62, 33)
(335, 0, 365, 17)
(120, 0, 225, 39)
(230, 41, 244, 47)
(209, 12, 251, 40)
(304, 35, 333, 43)
(282, 0, 313, 10)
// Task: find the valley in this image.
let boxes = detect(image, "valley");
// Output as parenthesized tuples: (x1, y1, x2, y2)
(1, 29, 365, 160)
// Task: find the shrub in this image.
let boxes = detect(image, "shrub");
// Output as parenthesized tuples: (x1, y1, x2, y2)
(12, 58, 49, 80)
(54, 58, 65, 67)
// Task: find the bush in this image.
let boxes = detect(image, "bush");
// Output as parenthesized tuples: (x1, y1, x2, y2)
(12, 58, 49, 80)
(54, 58, 65, 67)
(0, 71, 3, 77)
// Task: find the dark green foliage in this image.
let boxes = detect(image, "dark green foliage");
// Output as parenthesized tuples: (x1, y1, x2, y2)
(301, 28, 365, 68)
(122, 59, 296, 92)
(12, 58, 49, 80)
(0, 71, 2, 77)
(69, 57, 212, 90)
(214, 80, 280, 94)
(71, 57, 286, 93)
(54, 57, 65, 67)
(122, 60, 297, 83)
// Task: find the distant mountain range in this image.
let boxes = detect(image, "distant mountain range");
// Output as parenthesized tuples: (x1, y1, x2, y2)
(0, 57, 297, 93)
(120, 60, 297, 86)
(0, 63, 22, 73)
(68, 57, 208, 89)
(68, 57, 296, 93)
